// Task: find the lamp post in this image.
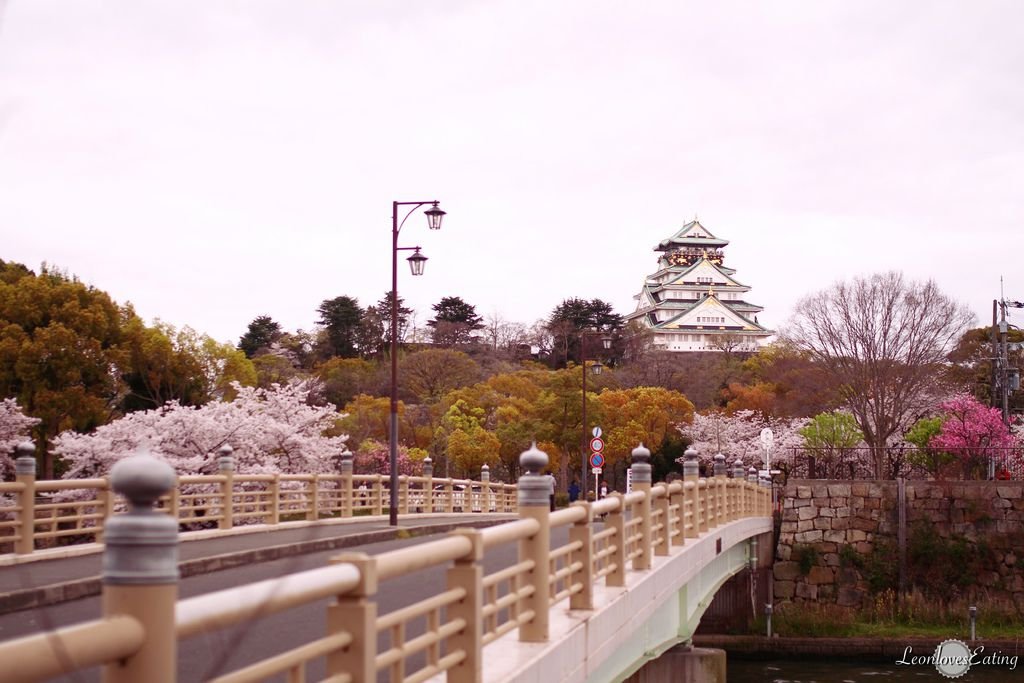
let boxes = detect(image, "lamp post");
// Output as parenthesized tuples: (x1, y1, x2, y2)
(580, 331, 611, 501)
(389, 200, 445, 526)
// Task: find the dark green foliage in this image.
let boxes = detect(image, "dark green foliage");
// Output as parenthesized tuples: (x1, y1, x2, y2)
(428, 296, 484, 346)
(793, 544, 819, 575)
(317, 296, 363, 358)
(546, 298, 624, 368)
(239, 315, 283, 358)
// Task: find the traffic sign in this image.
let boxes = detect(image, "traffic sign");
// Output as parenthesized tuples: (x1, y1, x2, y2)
(591, 467, 603, 475)
(592, 426, 602, 438)
(589, 452, 605, 468)
(590, 437, 605, 452)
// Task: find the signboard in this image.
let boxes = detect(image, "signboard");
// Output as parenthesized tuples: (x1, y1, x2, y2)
(759, 428, 774, 449)
(591, 467, 603, 475)
(592, 426, 602, 438)
(589, 452, 605, 468)
(590, 437, 605, 452)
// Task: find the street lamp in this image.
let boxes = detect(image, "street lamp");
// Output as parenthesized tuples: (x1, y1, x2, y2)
(580, 331, 612, 500)
(390, 200, 445, 526)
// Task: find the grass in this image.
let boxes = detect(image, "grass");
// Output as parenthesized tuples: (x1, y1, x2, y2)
(765, 591, 1024, 640)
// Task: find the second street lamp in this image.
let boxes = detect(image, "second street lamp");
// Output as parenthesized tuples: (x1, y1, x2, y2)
(389, 200, 445, 527)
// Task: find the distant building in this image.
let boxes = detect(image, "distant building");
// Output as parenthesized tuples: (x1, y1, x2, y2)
(626, 219, 772, 352)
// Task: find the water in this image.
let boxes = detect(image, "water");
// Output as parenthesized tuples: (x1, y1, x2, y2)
(728, 658, 1021, 681)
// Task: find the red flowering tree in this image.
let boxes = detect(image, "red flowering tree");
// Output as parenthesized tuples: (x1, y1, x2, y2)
(1, 398, 40, 480)
(352, 439, 424, 476)
(930, 393, 1020, 478)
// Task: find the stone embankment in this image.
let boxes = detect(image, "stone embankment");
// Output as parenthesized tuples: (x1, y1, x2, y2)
(774, 480, 1024, 610)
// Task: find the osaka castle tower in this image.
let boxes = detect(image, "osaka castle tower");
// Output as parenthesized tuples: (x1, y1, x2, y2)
(625, 219, 772, 352)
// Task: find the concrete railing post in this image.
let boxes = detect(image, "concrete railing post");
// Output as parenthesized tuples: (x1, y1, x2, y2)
(683, 446, 700, 539)
(517, 443, 551, 642)
(445, 479, 455, 514)
(631, 444, 653, 571)
(481, 464, 491, 512)
(308, 475, 320, 521)
(670, 481, 685, 546)
(712, 453, 726, 527)
(372, 475, 384, 517)
(96, 476, 115, 544)
(748, 466, 758, 517)
(731, 459, 744, 520)
(422, 457, 433, 513)
(217, 445, 234, 530)
(605, 492, 627, 587)
(14, 442, 36, 555)
(267, 474, 280, 525)
(654, 484, 671, 557)
(446, 529, 483, 683)
(327, 553, 377, 683)
(569, 501, 594, 610)
(399, 475, 409, 515)
(101, 449, 178, 683)
(340, 450, 354, 518)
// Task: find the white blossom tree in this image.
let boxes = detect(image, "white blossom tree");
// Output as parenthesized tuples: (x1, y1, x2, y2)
(681, 410, 807, 470)
(1, 398, 40, 480)
(53, 381, 349, 479)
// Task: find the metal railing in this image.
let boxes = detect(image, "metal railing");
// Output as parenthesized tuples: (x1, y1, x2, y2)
(782, 445, 1024, 481)
(0, 443, 516, 558)
(0, 444, 771, 683)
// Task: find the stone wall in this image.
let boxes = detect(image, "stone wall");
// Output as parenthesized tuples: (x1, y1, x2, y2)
(774, 480, 1024, 611)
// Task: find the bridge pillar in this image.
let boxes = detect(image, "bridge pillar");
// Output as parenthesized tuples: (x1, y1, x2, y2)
(626, 645, 726, 683)
(517, 442, 551, 642)
(631, 444, 653, 571)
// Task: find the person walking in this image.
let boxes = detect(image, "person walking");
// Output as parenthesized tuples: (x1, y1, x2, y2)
(568, 479, 580, 503)
(599, 480, 608, 500)
(547, 471, 556, 512)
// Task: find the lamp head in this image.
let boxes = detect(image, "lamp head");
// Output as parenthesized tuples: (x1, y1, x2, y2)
(407, 248, 427, 276)
(424, 202, 445, 230)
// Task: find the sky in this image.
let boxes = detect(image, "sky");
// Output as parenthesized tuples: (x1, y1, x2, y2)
(1, 1, 1022, 345)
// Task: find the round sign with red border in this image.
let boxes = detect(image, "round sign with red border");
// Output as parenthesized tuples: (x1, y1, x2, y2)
(590, 437, 605, 452)
(590, 452, 605, 468)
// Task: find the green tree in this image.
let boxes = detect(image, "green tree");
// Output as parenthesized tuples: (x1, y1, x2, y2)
(238, 315, 283, 358)
(0, 262, 127, 477)
(316, 357, 380, 408)
(799, 411, 864, 477)
(378, 290, 413, 352)
(120, 318, 209, 411)
(400, 349, 480, 403)
(317, 296, 364, 358)
(904, 416, 953, 475)
(546, 298, 623, 367)
(428, 296, 484, 346)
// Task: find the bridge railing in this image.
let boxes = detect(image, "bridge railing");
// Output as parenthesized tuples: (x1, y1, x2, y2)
(0, 445, 770, 683)
(0, 443, 515, 558)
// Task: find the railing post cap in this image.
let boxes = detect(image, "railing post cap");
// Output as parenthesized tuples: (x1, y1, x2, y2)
(713, 453, 726, 464)
(481, 463, 489, 471)
(110, 449, 176, 509)
(631, 443, 651, 463)
(684, 445, 699, 461)
(15, 441, 35, 459)
(520, 441, 548, 474)
(14, 441, 36, 475)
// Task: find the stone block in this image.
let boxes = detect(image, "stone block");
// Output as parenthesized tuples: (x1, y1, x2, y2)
(774, 561, 802, 581)
(835, 507, 851, 518)
(798, 506, 817, 520)
(1005, 552, 1017, 567)
(819, 507, 836, 518)
(824, 552, 840, 567)
(796, 582, 819, 599)
(829, 484, 852, 497)
(793, 498, 811, 508)
(837, 585, 865, 608)
(831, 517, 850, 531)
(851, 483, 870, 497)
(848, 530, 867, 542)
(824, 530, 846, 544)
(797, 520, 814, 532)
(782, 508, 799, 522)
(855, 541, 873, 554)
(796, 486, 812, 499)
(850, 496, 865, 508)
(850, 517, 876, 532)
(819, 542, 837, 553)
(807, 566, 834, 585)
(775, 580, 796, 599)
(814, 517, 833, 531)
(795, 530, 824, 543)
(818, 584, 835, 599)
(811, 484, 829, 498)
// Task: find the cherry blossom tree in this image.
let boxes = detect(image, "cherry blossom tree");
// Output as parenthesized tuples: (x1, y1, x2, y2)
(1, 398, 40, 480)
(930, 393, 1021, 478)
(352, 439, 424, 477)
(53, 381, 349, 479)
(681, 410, 807, 470)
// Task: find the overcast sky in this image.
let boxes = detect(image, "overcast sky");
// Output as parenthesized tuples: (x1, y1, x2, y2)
(2, 1, 1022, 345)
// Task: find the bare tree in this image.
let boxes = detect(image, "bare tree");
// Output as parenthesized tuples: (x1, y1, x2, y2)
(783, 271, 974, 478)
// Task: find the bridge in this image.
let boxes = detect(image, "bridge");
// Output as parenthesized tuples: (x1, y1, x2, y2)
(0, 443, 772, 682)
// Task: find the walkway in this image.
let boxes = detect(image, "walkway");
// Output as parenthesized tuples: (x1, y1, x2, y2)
(0, 513, 514, 615)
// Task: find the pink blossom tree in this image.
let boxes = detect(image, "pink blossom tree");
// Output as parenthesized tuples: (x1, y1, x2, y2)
(1, 398, 40, 480)
(352, 439, 425, 477)
(930, 393, 1021, 478)
(53, 381, 349, 479)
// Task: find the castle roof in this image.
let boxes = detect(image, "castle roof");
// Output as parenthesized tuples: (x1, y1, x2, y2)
(655, 219, 730, 250)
